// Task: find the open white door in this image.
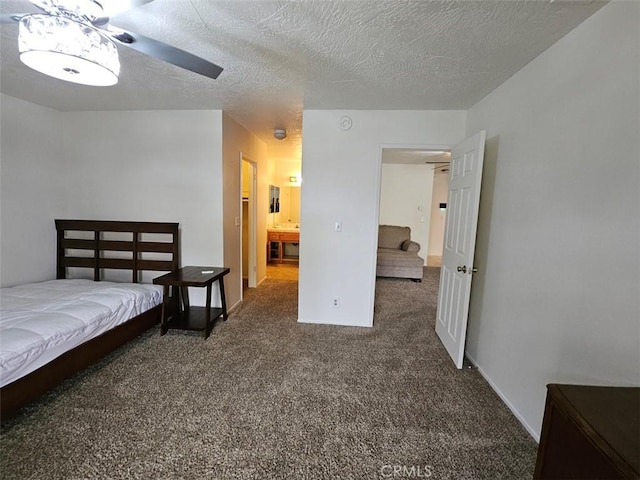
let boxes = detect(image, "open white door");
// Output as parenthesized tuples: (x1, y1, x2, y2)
(435, 131, 486, 368)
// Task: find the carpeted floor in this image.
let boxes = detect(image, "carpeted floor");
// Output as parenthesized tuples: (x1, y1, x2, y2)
(0, 268, 537, 479)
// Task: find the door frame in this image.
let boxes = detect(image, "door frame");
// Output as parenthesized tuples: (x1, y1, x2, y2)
(240, 154, 258, 296)
(373, 143, 453, 315)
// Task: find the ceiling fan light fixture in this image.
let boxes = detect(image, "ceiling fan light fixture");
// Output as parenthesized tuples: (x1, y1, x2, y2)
(29, 0, 106, 23)
(18, 14, 120, 86)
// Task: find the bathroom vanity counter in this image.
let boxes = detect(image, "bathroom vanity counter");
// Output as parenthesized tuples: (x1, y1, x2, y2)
(268, 229, 300, 263)
(269, 228, 300, 234)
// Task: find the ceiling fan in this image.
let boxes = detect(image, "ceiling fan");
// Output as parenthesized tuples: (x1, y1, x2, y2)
(1, 0, 223, 86)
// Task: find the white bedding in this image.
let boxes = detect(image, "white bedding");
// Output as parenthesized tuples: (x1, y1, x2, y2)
(0, 279, 163, 387)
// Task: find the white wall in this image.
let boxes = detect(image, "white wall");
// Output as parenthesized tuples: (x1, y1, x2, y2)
(299, 110, 466, 326)
(379, 163, 434, 265)
(465, 0, 640, 440)
(0, 94, 67, 286)
(62, 110, 224, 306)
(427, 172, 448, 258)
(271, 156, 301, 187)
(0, 101, 265, 309)
(222, 113, 269, 307)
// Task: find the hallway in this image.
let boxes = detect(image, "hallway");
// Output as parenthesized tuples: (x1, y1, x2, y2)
(266, 263, 299, 281)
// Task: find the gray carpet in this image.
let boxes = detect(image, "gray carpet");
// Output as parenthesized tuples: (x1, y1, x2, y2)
(1, 268, 537, 479)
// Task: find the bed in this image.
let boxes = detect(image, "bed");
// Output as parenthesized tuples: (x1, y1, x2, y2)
(0, 220, 179, 419)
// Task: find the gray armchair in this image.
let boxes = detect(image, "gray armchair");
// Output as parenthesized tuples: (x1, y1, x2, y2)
(376, 225, 424, 282)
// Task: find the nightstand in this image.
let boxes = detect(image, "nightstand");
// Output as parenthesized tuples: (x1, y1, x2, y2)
(153, 266, 230, 339)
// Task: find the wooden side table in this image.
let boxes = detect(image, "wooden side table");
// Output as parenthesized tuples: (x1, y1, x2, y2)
(534, 384, 640, 479)
(153, 266, 230, 339)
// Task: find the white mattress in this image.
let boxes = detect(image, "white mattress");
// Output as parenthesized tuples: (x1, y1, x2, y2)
(0, 279, 163, 387)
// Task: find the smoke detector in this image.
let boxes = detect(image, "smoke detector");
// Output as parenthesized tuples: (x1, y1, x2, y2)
(274, 128, 287, 140)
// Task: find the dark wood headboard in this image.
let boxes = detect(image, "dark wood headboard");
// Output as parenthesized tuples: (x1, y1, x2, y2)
(55, 220, 180, 282)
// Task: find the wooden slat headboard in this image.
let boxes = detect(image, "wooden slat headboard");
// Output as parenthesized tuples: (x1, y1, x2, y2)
(55, 220, 180, 282)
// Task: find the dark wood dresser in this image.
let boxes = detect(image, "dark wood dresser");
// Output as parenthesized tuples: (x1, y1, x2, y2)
(534, 384, 640, 479)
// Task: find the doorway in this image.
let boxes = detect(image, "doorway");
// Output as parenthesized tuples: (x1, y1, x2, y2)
(427, 164, 450, 267)
(267, 170, 301, 282)
(378, 147, 451, 267)
(241, 155, 257, 296)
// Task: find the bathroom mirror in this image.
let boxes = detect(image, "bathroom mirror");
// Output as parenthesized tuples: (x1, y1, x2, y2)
(273, 186, 300, 224)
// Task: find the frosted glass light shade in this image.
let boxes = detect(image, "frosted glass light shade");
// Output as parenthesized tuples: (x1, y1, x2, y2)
(19, 14, 120, 86)
(30, 0, 105, 23)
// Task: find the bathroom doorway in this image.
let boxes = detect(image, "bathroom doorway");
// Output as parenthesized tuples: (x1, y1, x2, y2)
(267, 183, 300, 282)
(241, 156, 257, 294)
(267, 174, 301, 282)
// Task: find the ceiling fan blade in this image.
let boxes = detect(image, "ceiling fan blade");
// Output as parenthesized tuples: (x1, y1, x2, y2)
(102, 0, 155, 17)
(1, 14, 23, 24)
(107, 27, 223, 80)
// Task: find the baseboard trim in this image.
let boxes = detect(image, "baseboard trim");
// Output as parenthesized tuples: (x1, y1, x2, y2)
(228, 299, 242, 313)
(297, 317, 373, 328)
(465, 352, 541, 443)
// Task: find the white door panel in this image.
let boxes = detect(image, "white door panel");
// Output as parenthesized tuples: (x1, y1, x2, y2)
(436, 131, 486, 368)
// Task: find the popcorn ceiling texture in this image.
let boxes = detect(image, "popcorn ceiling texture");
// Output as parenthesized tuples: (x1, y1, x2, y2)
(1, 268, 537, 479)
(0, 0, 606, 151)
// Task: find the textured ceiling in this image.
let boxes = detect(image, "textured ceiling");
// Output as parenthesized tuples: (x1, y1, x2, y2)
(0, 0, 607, 159)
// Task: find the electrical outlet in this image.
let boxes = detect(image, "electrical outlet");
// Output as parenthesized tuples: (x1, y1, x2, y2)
(332, 297, 340, 308)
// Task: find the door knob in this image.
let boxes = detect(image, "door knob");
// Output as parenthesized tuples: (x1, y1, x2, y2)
(457, 265, 467, 273)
